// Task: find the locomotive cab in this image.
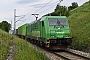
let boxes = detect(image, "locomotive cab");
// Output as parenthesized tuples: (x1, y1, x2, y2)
(44, 16, 72, 50)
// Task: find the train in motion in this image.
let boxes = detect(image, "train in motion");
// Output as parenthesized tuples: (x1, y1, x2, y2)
(17, 16, 72, 50)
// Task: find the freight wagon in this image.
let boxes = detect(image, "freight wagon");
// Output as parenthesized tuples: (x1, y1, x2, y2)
(18, 24, 28, 39)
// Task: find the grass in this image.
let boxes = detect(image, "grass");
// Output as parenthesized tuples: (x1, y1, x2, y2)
(0, 29, 12, 60)
(0, 29, 49, 60)
(68, 1, 90, 52)
(13, 36, 48, 60)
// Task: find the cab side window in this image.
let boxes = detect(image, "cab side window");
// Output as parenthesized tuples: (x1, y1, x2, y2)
(42, 21, 44, 26)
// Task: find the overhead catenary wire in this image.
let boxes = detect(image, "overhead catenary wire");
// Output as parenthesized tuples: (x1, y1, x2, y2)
(18, 0, 60, 21)
(39, 1, 59, 14)
(29, 1, 44, 13)
(17, 0, 44, 21)
(19, 0, 63, 21)
(21, 0, 55, 21)
(26, 0, 61, 20)
(25, 0, 60, 21)
(34, 0, 53, 13)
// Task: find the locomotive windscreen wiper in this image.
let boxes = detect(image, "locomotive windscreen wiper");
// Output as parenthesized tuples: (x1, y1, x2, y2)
(57, 19, 64, 26)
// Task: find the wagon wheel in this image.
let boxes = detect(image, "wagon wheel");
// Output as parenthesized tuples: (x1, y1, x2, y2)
(40, 41, 43, 47)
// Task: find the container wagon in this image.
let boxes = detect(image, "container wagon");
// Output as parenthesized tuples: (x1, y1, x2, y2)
(18, 24, 28, 39)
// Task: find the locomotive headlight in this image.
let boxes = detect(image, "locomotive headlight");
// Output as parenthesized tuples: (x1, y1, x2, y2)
(65, 34, 69, 37)
(51, 35, 55, 37)
(58, 28, 60, 29)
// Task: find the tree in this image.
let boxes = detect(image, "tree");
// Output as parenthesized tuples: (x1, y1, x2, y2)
(51, 5, 69, 17)
(0, 21, 11, 32)
(68, 2, 78, 11)
(68, 6, 73, 11)
(43, 4, 70, 17)
(72, 2, 78, 9)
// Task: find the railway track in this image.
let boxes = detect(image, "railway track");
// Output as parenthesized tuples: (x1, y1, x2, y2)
(27, 40, 90, 60)
(51, 51, 90, 60)
(25, 39, 90, 60)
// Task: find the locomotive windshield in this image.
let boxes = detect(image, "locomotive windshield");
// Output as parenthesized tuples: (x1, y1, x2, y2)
(48, 18, 68, 26)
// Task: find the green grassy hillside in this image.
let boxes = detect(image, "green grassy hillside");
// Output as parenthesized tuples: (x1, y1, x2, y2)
(68, 1, 90, 52)
(0, 29, 49, 60)
(0, 29, 11, 60)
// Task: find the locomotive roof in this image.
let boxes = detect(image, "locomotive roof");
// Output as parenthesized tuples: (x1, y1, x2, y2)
(29, 16, 67, 25)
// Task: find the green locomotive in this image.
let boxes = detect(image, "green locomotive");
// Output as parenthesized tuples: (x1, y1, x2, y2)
(18, 16, 72, 50)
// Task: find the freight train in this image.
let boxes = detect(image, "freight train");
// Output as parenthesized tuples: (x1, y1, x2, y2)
(17, 16, 72, 50)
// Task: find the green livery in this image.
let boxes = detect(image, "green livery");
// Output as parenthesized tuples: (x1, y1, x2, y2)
(18, 24, 28, 36)
(27, 16, 71, 40)
(18, 16, 72, 49)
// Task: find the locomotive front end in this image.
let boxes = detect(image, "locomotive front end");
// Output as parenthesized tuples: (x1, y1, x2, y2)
(47, 16, 72, 50)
